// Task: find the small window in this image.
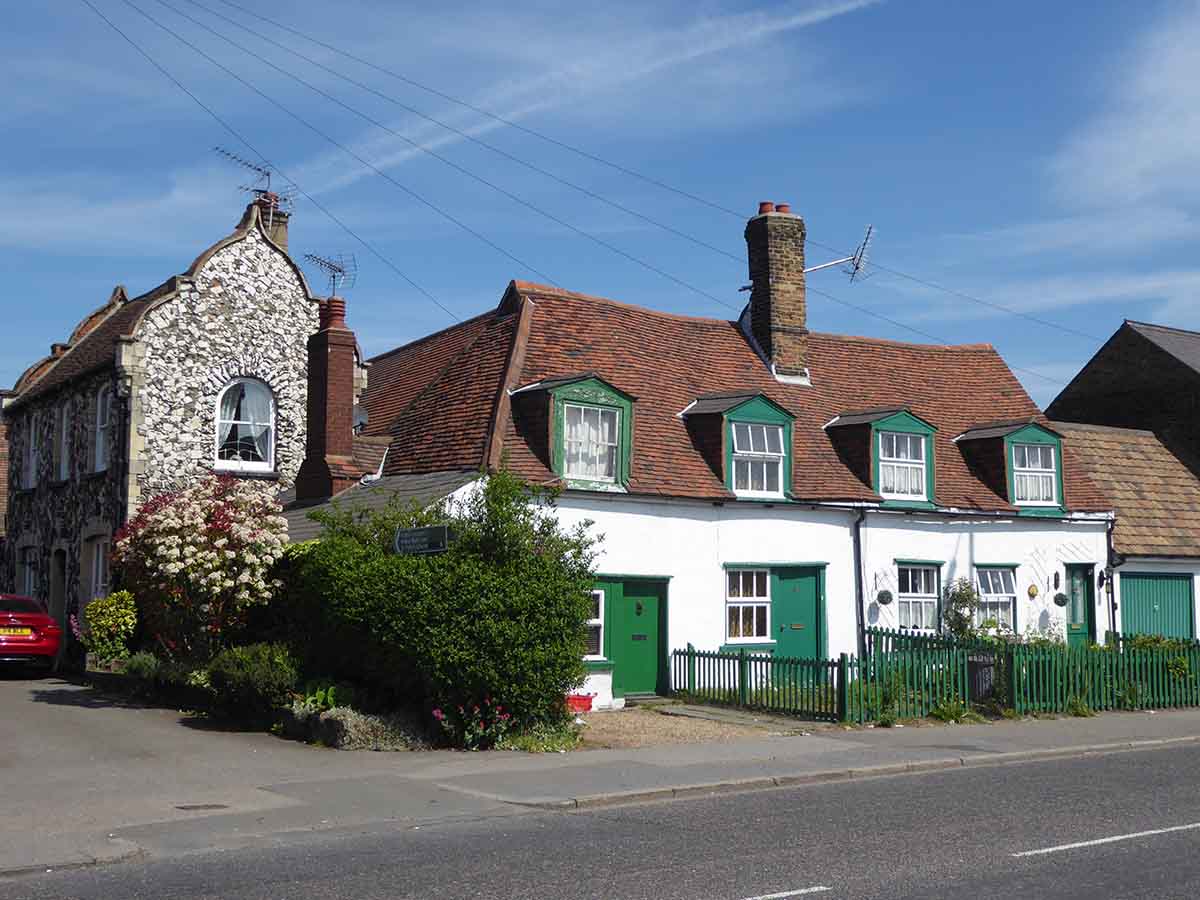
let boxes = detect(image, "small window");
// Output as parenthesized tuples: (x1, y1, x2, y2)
(585, 590, 604, 659)
(19, 548, 38, 597)
(898, 565, 939, 630)
(24, 414, 40, 489)
(732, 423, 784, 496)
(216, 379, 275, 472)
(95, 387, 112, 472)
(57, 402, 71, 482)
(563, 403, 619, 482)
(726, 569, 770, 641)
(976, 568, 1016, 629)
(1012, 443, 1056, 505)
(89, 539, 111, 602)
(879, 432, 926, 500)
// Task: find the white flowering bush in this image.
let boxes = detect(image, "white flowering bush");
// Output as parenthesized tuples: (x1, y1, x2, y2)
(114, 475, 288, 660)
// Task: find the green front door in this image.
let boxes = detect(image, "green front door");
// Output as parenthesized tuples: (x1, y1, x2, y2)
(771, 567, 822, 659)
(1121, 573, 1195, 639)
(609, 579, 667, 697)
(1065, 564, 1095, 649)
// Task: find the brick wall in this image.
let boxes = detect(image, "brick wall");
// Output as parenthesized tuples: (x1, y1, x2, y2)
(745, 205, 808, 377)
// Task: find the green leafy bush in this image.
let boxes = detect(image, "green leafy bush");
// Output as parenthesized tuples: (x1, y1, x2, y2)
(124, 650, 160, 682)
(302, 679, 359, 713)
(207, 642, 298, 723)
(74, 591, 137, 662)
(287, 470, 598, 736)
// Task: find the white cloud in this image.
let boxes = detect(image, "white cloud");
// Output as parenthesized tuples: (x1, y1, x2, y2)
(1050, 2, 1200, 208)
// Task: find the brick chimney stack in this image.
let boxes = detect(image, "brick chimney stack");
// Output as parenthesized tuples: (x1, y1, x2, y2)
(295, 297, 358, 501)
(255, 193, 289, 252)
(745, 201, 808, 380)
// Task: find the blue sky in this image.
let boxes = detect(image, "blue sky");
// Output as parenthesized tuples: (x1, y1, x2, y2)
(3, 0, 1198, 406)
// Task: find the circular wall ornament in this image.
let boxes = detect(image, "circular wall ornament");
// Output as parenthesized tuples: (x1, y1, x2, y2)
(1053, 592, 1069, 607)
(1028, 584, 1039, 599)
(876, 589, 894, 606)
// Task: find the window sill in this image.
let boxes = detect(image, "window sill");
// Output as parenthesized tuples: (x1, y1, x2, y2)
(582, 659, 614, 672)
(49, 478, 72, 490)
(563, 479, 626, 493)
(83, 469, 109, 482)
(719, 642, 776, 653)
(214, 469, 280, 482)
(1014, 505, 1065, 518)
(879, 498, 937, 511)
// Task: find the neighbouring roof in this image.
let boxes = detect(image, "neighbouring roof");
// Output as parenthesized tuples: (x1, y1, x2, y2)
(358, 280, 1108, 513)
(1125, 321, 1200, 376)
(284, 470, 478, 542)
(1052, 422, 1200, 558)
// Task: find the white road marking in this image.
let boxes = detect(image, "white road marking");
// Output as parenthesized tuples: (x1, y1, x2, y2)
(739, 888, 832, 900)
(1012, 821, 1200, 857)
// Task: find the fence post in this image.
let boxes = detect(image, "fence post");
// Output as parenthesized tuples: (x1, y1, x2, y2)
(837, 653, 850, 722)
(686, 643, 696, 695)
(1007, 644, 1019, 714)
(738, 647, 749, 706)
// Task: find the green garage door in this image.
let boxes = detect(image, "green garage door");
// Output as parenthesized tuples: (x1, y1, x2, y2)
(1121, 573, 1195, 639)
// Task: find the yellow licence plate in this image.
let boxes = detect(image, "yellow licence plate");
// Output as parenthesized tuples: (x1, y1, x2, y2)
(0, 627, 32, 636)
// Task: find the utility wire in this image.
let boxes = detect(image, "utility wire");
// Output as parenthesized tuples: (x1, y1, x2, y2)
(180, 0, 744, 266)
(77, 0, 458, 322)
(147, 0, 734, 310)
(121, 0, 559, 287)
(206, 0, 1102, 346)
(85, 0, 1066, 387)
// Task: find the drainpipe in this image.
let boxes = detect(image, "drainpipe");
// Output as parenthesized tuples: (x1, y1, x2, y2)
(1105, 516, 1121, 639)
(853, 508, 867, 658)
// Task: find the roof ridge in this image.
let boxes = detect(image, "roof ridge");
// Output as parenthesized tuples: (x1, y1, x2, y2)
(811, 331, 996, 352)
(1051, 420, 1159, 437)
(366, 308, 496, 365)
(511, 280, 741, 327)
(1126, 319, 1200, 338)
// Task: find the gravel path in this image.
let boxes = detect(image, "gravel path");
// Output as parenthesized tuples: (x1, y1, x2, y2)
(578, 706, 775, 748)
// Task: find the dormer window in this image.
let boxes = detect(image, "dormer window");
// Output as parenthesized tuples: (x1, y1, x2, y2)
(879, 431, 926, 500)
(564, 403, 620, 482)
(732, 422, 785, 496)
(1012, 443, 1057, 505)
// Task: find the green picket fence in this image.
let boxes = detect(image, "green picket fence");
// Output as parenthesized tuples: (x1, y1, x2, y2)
(845, 643, 971, 723)
(670, 646, 844, 721)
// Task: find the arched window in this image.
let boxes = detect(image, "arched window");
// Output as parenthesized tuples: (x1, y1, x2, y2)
(215, 378, 275, 473)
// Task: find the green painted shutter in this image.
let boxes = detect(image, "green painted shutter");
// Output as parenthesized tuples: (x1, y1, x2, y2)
(1121, 573, 1194, 640)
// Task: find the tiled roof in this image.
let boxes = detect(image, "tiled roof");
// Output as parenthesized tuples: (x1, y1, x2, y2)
(1053, 422, 1200, 557)
(284, 470, 478, 542)
(1126, 321, 1200, 376)
(351, 435, 391, 478)
(359, 280, 1109, 512)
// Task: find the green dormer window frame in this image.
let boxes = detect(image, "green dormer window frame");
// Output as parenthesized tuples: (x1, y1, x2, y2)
(1003, 423, 1065, 516)
(870, 411, 937, 510)
(549, 377, 634, 492)
(723, 395, 794, 499)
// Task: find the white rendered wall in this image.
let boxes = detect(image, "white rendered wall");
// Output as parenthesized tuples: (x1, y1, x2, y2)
(861, 512, 1110, 640)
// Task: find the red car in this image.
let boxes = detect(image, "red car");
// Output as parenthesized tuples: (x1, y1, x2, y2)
(0, 595, 62, 670)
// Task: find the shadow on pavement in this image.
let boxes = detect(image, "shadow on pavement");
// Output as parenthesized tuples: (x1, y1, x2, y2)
(26, 685, 152, 710)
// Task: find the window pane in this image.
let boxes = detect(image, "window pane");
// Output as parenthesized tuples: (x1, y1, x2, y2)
(898, 568, 910, 594)
(765, 426, 782, 454)
(727, 572, 741, 598)
(1000, 570, 1015, 592)
(728, 605, 740, 638)
(600, 409, 618, 444)
(742, 606, 755, 638)
(899, 601, 911, 628)
(742, 571, 756, 597)
(764, 460, 780, 493)
(755, 605, 767, 637)
(1013, 444, 1027, 468)
(585, 625, 602, 656)
(735, 459, 750, 490)
(590, 592, 601, 620)
(881, 433, 895, 458)
(734, 423, 751, 452)
(881, 463, 895, 493)
(750, 461, 765, 492)
(748, 425, 765, 453)
(755, 570, 768, 597)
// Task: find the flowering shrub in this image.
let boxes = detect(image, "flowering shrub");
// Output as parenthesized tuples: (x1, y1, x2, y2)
(70, 590, 137, 662)
(113, 475, 288, 660)
(433, 697, 513, 750)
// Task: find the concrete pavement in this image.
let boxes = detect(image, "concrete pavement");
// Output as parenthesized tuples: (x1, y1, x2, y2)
(6, 672, 1200, 876)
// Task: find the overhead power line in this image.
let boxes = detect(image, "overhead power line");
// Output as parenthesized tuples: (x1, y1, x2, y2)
(122, 0, 559, 286)
(205, 0, 1102, 346)
(76, 0, 458, 322)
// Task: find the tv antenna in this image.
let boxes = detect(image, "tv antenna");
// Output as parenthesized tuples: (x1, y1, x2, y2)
(803, 224, 874, 281)
(214, 146, 296, 225)
(304, 252, 358, 296)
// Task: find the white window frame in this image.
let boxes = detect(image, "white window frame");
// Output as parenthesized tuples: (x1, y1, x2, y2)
(24, 414, 40, 489)
(976, 568, 1017, 629)
(725, 568, 771, 643)
(584, 589, 605, 660)
(879, 431, 927, 501)
(731, 422, 785, 498)
(214, 378, 276, 474)
(1012, 442, 1057, 506)
(897, 565, 939, 631)
(94, 386, 112, 473)
(89, 539, 111, 602)
(57, 401, 71, 482)
(562, 402, 620, 483)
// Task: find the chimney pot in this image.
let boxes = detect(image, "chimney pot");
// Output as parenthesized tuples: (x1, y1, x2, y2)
(325, 297, 347, 330)
(758, 201, 776, 215)
(775, 202, 792, 214)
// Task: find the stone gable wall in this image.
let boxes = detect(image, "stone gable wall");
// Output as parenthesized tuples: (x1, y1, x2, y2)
(135, 227, 317, 498)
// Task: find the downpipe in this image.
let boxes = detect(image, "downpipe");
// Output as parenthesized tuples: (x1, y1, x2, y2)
(853, 508, 867, 658)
